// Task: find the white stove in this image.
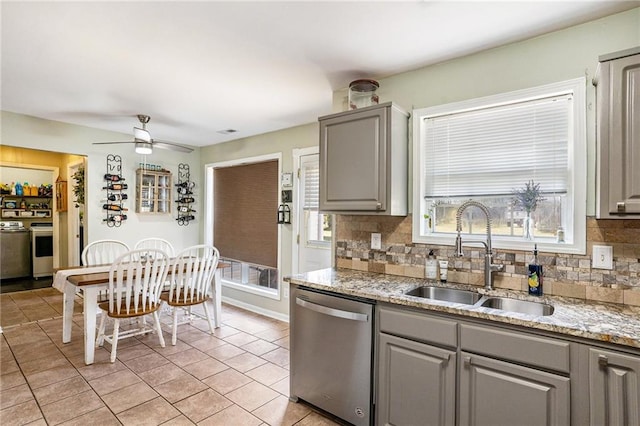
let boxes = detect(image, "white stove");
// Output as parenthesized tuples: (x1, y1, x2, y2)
(30, 223, 53, 278)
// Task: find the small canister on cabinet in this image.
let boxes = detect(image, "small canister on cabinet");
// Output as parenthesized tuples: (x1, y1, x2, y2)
(348, 79, 379, 110)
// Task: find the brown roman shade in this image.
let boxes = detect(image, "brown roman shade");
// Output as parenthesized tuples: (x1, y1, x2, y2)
(213, 160, 278, 268)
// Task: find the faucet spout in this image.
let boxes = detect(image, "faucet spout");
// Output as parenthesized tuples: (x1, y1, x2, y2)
(455, 200, 503, 289)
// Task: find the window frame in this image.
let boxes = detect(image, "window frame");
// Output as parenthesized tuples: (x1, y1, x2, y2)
(204, 152, 283, 301)
(412, 78, 587, 255)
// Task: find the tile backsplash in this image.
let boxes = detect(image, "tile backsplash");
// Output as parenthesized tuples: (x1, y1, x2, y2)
(335, 215, 640, 307)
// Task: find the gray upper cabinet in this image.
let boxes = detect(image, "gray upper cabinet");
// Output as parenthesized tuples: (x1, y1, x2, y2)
(319, 102, 408, 215)
(595, 47, 640, 218)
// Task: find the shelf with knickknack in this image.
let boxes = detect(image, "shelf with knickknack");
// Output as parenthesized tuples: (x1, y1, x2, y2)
(136, 164, 172, 214)
(176, 163, 195, 225)
(1, 183, 54, 219)
(102, 154, 128, 227)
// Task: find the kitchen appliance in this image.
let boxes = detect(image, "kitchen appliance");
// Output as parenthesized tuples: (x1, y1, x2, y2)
(290, 285, 375, 426)
(30, 222, 53, 278)
(0, 221, 31, 279)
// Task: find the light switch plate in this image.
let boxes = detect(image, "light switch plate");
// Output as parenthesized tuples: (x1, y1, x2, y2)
(371, 233, 382, 250)
(592, 245, 613, 270)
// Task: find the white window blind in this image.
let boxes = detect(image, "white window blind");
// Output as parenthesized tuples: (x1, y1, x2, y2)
(424, 94, 571, 198)
(303, 162, 319, 210)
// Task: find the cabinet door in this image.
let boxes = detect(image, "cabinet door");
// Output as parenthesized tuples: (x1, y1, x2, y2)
(588, 348, 640, 426)
(377, 333, 455, 426)
(600, 53, 640, 215)
(459, 352, 570, 426)
(319, 106, 387, 211)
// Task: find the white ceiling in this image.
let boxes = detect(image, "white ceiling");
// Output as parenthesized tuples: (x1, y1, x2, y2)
(2, 1, 637, 149)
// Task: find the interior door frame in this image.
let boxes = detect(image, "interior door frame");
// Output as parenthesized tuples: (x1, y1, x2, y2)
(67, 159, 85, 267)
(291, 147, 335, 275)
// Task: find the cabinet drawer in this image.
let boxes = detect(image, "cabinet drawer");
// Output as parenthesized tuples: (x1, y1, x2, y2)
(379, 305, 457, 348)
(460, 323, 570, 373)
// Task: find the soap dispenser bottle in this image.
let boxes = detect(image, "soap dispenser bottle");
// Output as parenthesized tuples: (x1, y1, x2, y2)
(528, 244, 543, 296)
(425, 250, 438, 280)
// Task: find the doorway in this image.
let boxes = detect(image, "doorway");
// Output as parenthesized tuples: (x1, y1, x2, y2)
(293, 148, 332, 274)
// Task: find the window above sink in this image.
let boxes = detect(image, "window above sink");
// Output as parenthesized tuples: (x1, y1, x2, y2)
(412, 78, 587, 255)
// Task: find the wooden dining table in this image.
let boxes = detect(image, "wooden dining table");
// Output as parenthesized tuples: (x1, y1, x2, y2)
(53, 262, 228, 365)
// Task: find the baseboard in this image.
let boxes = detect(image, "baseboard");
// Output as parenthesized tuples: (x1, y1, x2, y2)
(221, 296, 290, 323)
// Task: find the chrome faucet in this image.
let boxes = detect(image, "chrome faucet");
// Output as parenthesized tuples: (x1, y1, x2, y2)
(455, 200, 504, 289)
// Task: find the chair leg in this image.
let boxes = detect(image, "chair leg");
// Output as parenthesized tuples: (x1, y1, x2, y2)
(96, 311, 106, 346)
(202, 301, 215, 335)
(172, 307, 179, 346)
(152, 311, 165, 348)
(110, 319, 120, 363)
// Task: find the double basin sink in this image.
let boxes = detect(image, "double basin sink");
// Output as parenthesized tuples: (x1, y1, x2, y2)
(404, 286, 554, 316)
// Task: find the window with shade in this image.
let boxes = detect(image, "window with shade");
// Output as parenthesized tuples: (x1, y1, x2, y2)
(301, 159, 331, 246)
(213, 160, 279, 295)
(412, 78, 587, 254)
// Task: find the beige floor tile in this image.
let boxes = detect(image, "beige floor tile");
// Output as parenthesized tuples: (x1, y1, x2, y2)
(246, 362, 289, 386)
(89, 368, 141, 396)
(225, 352, 268, 373)
(115, 342, 157, 361)
(203, 368, 253, 395)
(20, 353, 70, 376)
(76, 357, 128, 381)
(155, 374, 209, 404)
(40, 389, 104, 425)
(175, 328, 211, 344)
(182, 357, 229, 380)
(206, 343, 246, 361)
(0, 358, 20, 375)
(0, 370, 27, 390)
(123, 351, 169, 374)
(0, 398, 43, 426)
(174, 388, 232, 423)
(269, 377, 290, 396)
(261, 347, 289, 367)
(146, 337, 192, 356)
(57, 406, 121, 426)
(25, 364, 79, 390)
(138, 363, 191, 387)
(32, 375, 91, 406)
(295, 411, 342, 426)
(198, 404, 262, 426)
(166, 347, 209, 367)
(0, 383, 34, 410)
(210, 325, 241, 339)
(224, 331, 259, 347)
(187, 335, 226, 352)
(253, 327, 289, 343)
(241, 339, 279, 356)
(273, 336, 290, 349)
(252, 395, 311, 426)
(225, 381, 279, 412)
(159, 414, 196, 425)
(101, 381, 159, 414)
(117, 396, 181, 426)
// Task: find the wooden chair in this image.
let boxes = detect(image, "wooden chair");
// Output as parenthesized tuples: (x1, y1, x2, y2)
(96, 248, 169, 362)
(134, 237, 175, 257)
(161, 245, 220, 345)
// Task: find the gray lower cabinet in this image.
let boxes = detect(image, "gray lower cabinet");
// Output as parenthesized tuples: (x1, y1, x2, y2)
(458, 352, 570, 426)
(377, 333, 456, 426)
(588, 347, 640, 426)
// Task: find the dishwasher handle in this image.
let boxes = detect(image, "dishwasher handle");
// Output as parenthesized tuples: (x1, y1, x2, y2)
(296, 297, 369, 322)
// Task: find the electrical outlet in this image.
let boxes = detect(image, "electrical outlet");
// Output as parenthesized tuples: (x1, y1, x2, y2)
(592, 245, 613, 270)
(371, 233, 382, 250)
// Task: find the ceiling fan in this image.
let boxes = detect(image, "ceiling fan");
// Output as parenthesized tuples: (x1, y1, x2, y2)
(93, 114, 193, 154)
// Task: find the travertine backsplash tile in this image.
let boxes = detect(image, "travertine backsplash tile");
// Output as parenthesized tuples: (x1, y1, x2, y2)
(335, 215, 640, 307)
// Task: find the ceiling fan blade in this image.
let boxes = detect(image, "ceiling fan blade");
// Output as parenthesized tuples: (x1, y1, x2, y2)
(93, 141, 135, 145)
(152, 140, 194, 153)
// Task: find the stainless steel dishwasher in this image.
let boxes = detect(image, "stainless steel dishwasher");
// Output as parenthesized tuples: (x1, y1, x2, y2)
(290, 285, 375, 426)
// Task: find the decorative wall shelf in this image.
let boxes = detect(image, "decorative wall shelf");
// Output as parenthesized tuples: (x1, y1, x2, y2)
(176, 163, 195, 225)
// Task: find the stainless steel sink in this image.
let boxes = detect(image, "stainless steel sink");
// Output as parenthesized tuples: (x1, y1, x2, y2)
(405, 286, 482, 305)
(480, 297, 554, 316)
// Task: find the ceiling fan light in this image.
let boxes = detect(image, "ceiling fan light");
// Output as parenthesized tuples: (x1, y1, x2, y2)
(135, 141, 153, 155)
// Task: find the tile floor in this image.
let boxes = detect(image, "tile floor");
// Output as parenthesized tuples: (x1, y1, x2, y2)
(0, 288, 342, 425)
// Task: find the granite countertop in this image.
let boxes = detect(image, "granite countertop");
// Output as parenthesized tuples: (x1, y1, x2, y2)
(285, 268, 640, 350)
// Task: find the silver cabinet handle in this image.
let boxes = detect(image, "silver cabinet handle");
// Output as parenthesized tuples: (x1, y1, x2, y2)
(296, 297, 369, 322)
(598, 354, 609, 367)
(617, 202, 626, 212)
